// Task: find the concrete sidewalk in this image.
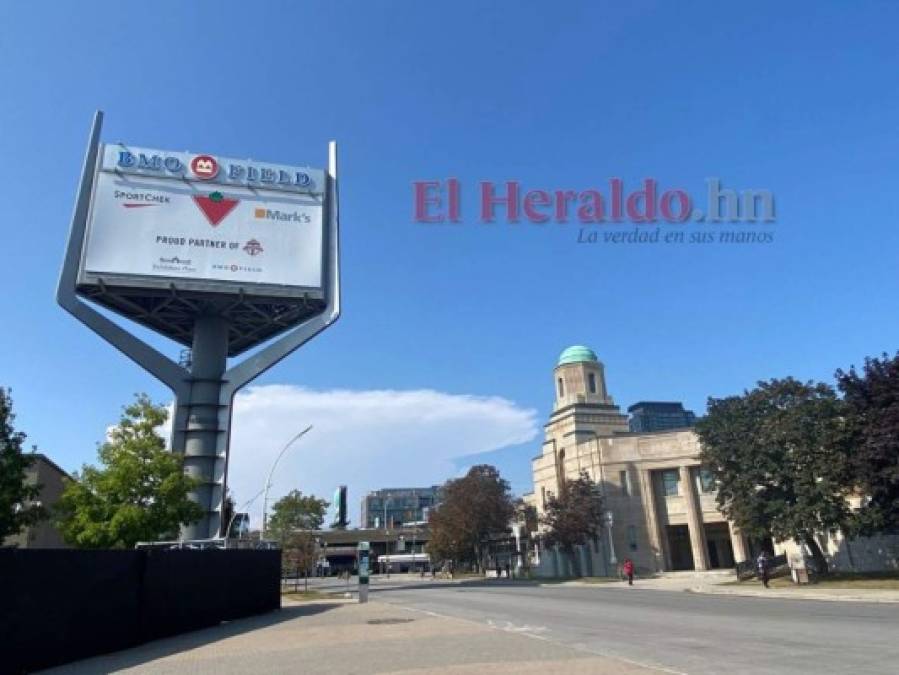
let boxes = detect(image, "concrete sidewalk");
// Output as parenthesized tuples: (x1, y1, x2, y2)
(43, 599, 664, 674)
(552, 569, 899, 603)
(687, 583, 899, 603)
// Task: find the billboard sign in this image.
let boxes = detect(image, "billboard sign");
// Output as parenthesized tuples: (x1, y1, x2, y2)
(332, 485, 348, 528)
(78, 144, 326, 295)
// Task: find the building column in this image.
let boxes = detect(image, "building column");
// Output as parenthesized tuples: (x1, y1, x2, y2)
(639, 469, 665, 573)
(728, 521, 748, 564)
(680, 465, 709, 571)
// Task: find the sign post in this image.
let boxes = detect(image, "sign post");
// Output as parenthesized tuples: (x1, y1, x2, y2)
(358, 541, 370, 603)
(58, 111, 341, 539)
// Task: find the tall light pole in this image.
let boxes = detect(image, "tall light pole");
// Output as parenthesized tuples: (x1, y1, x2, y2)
(589, 432, 617, 571)
(605, 511, 617, 567)
(223, 487, 266, 542)
(383, 493, 392, 577)
(261, 425, 313, 539)
(383, 494, 391, 533)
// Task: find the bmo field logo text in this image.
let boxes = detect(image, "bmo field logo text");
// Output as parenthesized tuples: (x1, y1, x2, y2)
(190, 155, 219, 180)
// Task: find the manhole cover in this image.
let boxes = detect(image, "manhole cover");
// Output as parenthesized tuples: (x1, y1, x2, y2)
(367, 618, 414, 625)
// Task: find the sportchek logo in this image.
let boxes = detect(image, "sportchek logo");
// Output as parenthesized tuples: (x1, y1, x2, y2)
(115, 190, 170, 208)
(254, 208, 311, 223)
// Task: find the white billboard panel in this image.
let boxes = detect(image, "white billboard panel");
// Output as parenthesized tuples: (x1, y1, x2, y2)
(80, 144, 325, 292)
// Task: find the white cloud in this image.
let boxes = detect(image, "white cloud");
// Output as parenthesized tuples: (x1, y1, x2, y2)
(192, 385, 537, 529)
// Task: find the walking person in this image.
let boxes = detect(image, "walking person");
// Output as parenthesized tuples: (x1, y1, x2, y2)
(623, 558, 635, 586)
(757, 551, 770, 588)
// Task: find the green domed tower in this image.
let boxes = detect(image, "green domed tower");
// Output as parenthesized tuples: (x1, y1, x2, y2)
(554, 344, 613, 409)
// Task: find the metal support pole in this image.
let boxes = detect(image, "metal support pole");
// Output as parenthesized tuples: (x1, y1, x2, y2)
(177, 315, 229, 539)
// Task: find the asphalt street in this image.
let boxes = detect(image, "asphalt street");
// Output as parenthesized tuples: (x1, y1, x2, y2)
(336, 577, 899, 675)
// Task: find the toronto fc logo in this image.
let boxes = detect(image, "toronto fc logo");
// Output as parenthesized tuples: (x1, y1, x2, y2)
(243, 239, 264, 256)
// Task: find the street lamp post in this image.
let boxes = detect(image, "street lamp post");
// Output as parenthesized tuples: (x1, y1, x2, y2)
(223, 487, 266, 543)
(605, 511, 617, 568)
(383, 494, 391, 577)
(261, 425, 313, 539)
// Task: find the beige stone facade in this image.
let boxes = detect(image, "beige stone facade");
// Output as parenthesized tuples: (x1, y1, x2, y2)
(527, 348, 747, 574)
(2, 454, 70, 548)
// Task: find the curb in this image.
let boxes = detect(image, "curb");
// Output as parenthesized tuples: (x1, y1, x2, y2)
(684, 587, 899, 604)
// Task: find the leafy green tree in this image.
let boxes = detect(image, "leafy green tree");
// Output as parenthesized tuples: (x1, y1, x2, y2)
(55, 394, 203, 548)
(697, 378, 851, 573)
(427, 465, 515, 570)
(540, 471, 604, 577)
(837, 352, 899, 535)
(266, 490, 329, 542)
(282, 530, 319, 591)
(0, 388, 45, 540)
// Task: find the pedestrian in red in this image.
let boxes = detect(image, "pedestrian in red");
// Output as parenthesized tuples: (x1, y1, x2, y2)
(623, 558, 635, 586)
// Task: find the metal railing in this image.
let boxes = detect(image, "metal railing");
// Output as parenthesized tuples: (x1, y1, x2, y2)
(134, 538, 279, 551)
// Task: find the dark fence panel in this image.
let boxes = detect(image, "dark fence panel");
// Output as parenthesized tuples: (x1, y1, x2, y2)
(1, 549, 144, 674)
(0, 548, 280, 674)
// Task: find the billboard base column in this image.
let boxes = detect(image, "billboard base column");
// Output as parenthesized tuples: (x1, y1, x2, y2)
(178, 314, 229, 540)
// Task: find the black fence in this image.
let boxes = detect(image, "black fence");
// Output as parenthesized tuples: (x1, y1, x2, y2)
(0, 547, 280, 674)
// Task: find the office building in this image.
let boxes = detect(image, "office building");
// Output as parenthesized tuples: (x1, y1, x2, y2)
(628, 401, 696, 433)
(360, 486, 441, 529)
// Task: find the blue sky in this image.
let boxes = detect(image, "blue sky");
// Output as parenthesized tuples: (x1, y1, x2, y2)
(2, 2, 898, 517)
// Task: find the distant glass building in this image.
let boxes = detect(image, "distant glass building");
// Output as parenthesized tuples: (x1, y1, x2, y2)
(360, 486, 441, 529)
(627, 401, 696, 433)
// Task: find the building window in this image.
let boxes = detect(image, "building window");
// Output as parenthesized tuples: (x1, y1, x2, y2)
(588, 372, 597, 394)
(627, 525, 638, 551)
(661, 469, 680, 497)
(619, 470, 630, 497)
(541, 486, 546, 510)
(699, 469, 716, 493)
(557, 449, 566, 485)
(558, 378, 565, 397)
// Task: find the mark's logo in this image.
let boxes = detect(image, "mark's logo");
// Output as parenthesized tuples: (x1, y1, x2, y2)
(254, 207, 311, 223)
(190, 155, 219, 180)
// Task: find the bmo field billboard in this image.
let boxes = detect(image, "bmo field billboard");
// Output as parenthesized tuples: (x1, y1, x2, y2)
(78, 145, 326, 296)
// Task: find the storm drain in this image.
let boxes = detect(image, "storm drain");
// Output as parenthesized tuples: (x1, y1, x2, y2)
(367, 618, 415, 625)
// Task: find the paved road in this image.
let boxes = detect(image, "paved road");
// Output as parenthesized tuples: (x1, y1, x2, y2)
(353, 578, 899, 674)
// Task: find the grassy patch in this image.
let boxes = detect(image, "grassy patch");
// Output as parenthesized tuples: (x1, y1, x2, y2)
(729, 571, 899, 590)
(540, 576, 622, 584)
(282, 590, 339, 601)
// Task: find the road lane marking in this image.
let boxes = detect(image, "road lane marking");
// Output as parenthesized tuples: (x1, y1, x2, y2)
(387, 601, 686, 674)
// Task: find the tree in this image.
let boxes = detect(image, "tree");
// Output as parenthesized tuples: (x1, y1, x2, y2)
(0, 388, 45, 540)
(55, 394, 203, 548)
(540, 471, 604, 577)
(697, 378, 852, 573)
(837, 352, 899, 535)
(427, 465, 515, 570)
(266, 490, 329, 541)
(282, 530, 319, 591)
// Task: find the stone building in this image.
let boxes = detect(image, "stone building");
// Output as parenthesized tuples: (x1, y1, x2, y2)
(2, 454, 70, 548)
(526, 346, 747, 575)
